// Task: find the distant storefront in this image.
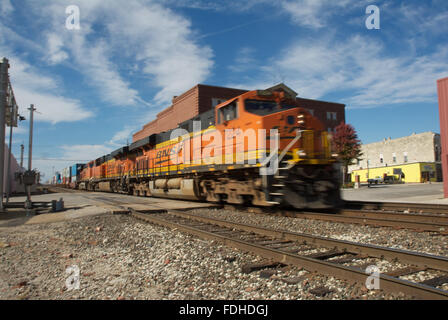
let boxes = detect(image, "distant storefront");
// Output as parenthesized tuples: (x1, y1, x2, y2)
(351, 162, 439, 183)
(348, 132, 442, 183)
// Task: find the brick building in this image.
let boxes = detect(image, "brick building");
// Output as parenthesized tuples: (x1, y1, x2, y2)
(133, 83, 345, 142)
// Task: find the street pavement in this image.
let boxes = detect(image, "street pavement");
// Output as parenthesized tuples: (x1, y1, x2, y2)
(342, 182, 448, 204)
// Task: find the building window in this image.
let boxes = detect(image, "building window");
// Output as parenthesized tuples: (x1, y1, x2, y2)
(392, 153, 396, 163)
(326, 112, 337, 120)
(435, 146, 440, 162)
(307, 109, 314, 116)
(212, 98, 228, 108)
(403, 152, 408, 163)
(380, 154, 383, 164)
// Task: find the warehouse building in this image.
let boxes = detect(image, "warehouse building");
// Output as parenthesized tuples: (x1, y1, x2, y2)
(132, 83, 345, 142)
(349, 132, 442, 183)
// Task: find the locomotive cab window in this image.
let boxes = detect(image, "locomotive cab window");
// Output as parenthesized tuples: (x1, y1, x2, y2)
(218, 101, 237, 124)
(245, 99, 297, 116)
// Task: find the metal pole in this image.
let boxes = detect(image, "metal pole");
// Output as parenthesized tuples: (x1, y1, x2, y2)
(5, 123, 13, 203)
(25, 104, 36, 208)
(28, 105, 35, 171)
(20, 144, 24, 168)
(0, 58, 9, 211)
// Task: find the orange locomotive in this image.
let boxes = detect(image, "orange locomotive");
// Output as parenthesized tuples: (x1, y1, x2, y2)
(78, 85, 342, 209)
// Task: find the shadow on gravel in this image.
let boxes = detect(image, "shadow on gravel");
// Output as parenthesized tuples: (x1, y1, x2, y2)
(0, 211, 33, 227)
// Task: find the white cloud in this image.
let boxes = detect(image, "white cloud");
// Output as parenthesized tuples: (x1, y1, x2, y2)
(230, 36, 448, 108)
(61, 144, 113, 161)
(46, 33, 69, 64)
(36, 0, 213, 105)
(0, 0, 13, 17)
(229, 47, 257, 73)
(279, 0, 369, 28)
(1, 49, 93, 124)
(14, 88, 93, 124)
(108, 126, 136, 146)
(280, 0, 327, 28)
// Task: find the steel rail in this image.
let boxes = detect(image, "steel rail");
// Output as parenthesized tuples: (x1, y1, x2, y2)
(295, 211, 448, 233)
(345, 200, 448, 215)
(161, 209, 448, 272)
(129, 209, 448, 300)
(224, 204, 448, 233)
(50, 188, 448, 232)
(339, 209, 448, 225)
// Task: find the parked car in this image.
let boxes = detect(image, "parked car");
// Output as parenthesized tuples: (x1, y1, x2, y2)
(368, 176, 383, 184)
(384, 175, 399, 184)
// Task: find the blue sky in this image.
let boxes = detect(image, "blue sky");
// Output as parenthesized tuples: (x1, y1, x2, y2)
(0, 0, 447, 180)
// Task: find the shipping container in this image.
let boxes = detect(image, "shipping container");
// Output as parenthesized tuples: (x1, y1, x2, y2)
(70, 163, 84, 183)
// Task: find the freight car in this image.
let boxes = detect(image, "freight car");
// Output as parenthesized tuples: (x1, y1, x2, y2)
(76, 85, 342, 209)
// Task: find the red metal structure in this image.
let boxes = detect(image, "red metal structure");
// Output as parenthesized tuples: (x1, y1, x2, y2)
(437, 77, 448, 197)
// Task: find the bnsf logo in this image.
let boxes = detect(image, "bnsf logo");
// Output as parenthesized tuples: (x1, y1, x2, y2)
(156, 145, 179, 159)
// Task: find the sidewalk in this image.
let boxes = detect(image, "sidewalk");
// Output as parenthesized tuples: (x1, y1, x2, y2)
(342, 182, 448, 204)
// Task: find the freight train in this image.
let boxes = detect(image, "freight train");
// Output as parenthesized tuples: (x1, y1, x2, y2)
(56, 85, 342, 209)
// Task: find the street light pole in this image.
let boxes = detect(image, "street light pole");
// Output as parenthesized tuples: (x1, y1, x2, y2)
(20, 144, 24, 168)
(5, 123, 13, 204)
(28, 105, 35, 172)
(0, 58, 9, 211)
(24, 104, 36, 210)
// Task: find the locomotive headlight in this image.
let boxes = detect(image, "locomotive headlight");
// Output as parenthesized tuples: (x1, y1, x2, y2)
(297, 120, 305, 124)
(297, 114, 305, 119)
(332, 153, 338, 157)
(297, 150, 307, 157)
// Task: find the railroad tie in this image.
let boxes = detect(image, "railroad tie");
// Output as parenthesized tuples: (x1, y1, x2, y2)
(419, 275, 448, 287)
(305, 250, 347, 260)
(385, 266, 427, 278)
(241, 261, 284, 274)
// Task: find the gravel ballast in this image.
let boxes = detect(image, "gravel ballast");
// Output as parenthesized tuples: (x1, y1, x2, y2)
(190, 208, 448, 257)
(0, 212, 418, 300)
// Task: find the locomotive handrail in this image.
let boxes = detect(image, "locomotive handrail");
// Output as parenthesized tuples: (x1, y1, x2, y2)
(278, 130, 303, 164)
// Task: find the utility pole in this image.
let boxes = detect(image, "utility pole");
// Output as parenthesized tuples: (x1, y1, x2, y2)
(5, 122, 13, 204)
(0, 58, 9, 211)
(24, 104, 36, 210)
(20, 144, 24, 168)
(28, 105, 35, 172)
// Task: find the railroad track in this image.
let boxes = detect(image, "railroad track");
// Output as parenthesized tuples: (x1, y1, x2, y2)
(127, 208, 448, 299)
(345, 200, 448, 215)
(63, 193, 448, 299)
(223, 205, 448, 234)
(268, 208, 448, 233)
(48, 187, 448, 233)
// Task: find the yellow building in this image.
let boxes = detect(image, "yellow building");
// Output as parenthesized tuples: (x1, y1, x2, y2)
(351, 162, 437, 183)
